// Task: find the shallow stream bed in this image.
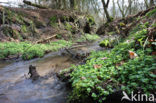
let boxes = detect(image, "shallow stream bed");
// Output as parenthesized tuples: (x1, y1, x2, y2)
(0, 51, 77, 103)
(0, 39, 104, 103)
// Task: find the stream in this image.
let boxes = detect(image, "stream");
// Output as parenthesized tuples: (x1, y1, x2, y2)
(0, 40, 103, 103)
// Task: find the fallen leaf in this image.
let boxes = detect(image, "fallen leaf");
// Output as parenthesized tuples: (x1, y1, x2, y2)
(128, 50, 138, 59)
(101, 57, 108, 60)
(81, 77, 86, 80)
(93, 64, 102, 69)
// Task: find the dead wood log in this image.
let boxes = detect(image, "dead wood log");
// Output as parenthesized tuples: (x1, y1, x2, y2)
(28, 65, 40, 80)
(23, 0, 48, 9)
(97, 6, 156, 35)
(122, 6, 156, 22)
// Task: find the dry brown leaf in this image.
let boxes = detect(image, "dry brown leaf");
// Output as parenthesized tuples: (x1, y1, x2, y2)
(93, 64, 102, 69)
(128, 50, 138, 59)
(81, 77, 86, 80)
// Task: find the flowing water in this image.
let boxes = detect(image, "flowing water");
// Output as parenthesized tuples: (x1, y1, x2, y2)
(0, 51, 78, 103)
(0, 40, 103, 103)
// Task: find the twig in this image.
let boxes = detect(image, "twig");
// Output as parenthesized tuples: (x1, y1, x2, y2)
(36, 34, 57, 44)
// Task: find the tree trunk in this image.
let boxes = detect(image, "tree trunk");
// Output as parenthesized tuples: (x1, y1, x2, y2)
(150, 0, 155, 6)
(117, 0, 125, 18)
(112, 0, 116, 17)
(101, 0, 111, 22)
(144, 0, 149, 9)
(63, 0, 67, 9)
(128, 0, 132, 15)
(70, 0, 77, 10)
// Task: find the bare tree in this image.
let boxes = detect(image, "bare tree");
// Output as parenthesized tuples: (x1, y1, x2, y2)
(112, 0, 116, 17)
(101, 0, 111, 22)
(128, 0, 132, 15)
(144, 0, 149, 8)
(117, 0, 132, 18)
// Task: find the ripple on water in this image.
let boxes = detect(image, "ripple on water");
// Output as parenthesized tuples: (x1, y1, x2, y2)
(0, 54, 76, 103)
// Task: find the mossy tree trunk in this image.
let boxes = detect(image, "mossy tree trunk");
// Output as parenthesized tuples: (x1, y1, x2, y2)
(23, 0, 48, 9)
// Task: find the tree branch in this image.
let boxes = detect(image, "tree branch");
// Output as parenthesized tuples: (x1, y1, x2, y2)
(23, 0, 48, 9)
(106, 0, 110, 8)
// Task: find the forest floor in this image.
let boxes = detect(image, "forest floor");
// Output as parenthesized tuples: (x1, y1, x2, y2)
(0, 6, 99, 60)
(0, 5, 156, 103)
(59, 6, 156, 103)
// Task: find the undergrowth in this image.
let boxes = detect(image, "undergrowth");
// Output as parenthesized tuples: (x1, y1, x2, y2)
(77, 34, 100, 42)
(61, 21, 156, 103)
(0, 40, 72, 60)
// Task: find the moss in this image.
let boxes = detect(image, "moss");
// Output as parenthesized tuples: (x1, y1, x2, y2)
(85, 34, 100, 41)
(3, 8, 28, 25)
(86, 15, 95, 26)
(15, 15, 25, 24)
(5, 8, 15, 22)
(49, 16, 57, 27)
(12, 29, 20, 39)
(56, 34, 62, 39)
(63, 16, 69, 21)
(21, 25, 27, 33)
(77, 34, 100, 42)
(146, 8, 156, 17)
(34, 20, 46, 28)
(110, 16, 114, 22)
(29, 20, 36, 33)
(2, 26, 13, 37)
(2, 26, 20, 39)
(0, 40, 72, 60)
(65, 22, 73, 31)
(22, 44, 45, 60)
(119, 22, 126, 27)
(108, 32, 115, 35)
(152, 23, 156, 28)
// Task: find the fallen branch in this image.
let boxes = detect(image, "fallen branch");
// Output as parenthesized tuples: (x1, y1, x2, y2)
(36, 34, 57, 44)
(69, 45, 86, 49)
(123, 6, 156, 21)
(23, 0, 48, 9)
